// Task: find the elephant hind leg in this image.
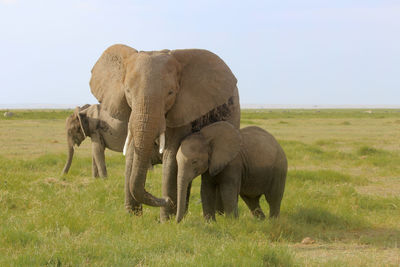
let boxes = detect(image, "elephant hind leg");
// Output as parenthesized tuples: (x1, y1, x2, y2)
(265, 168, 286, 218)
(265, 186, 283, 218)
(265, 194, 281, 218)
(241, 194, 265, 219)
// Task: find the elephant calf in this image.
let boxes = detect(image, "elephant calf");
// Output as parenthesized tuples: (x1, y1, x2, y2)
(62, 104, 162, 177)
(175, 121, 287, 222)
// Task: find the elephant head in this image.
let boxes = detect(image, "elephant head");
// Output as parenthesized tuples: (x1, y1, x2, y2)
(175, 122, 242, 222)
(61, 104, 91, 174)
(89, 44, 238, 207)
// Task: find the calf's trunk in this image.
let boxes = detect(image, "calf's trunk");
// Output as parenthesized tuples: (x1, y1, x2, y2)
(176, 175, 190, 223)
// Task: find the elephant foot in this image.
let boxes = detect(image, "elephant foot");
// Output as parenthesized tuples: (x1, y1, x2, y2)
(160, 212, 172, 222)
(126, 204, 143, 216)
(203, 214, 216, 222)
(252, 208, 266, 220)
(160, 206, 177, 222)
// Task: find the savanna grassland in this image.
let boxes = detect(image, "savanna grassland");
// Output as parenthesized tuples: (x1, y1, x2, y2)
(1, 109, 399, 266)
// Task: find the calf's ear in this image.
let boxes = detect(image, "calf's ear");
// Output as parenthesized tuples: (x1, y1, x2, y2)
(200, 121, 242, 176)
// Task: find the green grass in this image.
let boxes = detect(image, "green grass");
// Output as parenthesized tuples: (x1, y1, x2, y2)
(1, 109, 400, 266)
(1, 109, 72, 120)
(241, 108, 400, 120)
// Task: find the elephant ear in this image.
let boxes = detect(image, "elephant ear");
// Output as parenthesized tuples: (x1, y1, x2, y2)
(76, 106, 93, 138)
(70, 107, 86, 138)
(90, 44, 137, 119)
(166, 49, 237, 128)
(79, 104, 91, 111)
(79, 104, 101, 136)
(200, 121, 242, 176)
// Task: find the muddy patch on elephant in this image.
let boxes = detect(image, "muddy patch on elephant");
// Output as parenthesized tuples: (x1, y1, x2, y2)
(191, 96, 235, 132)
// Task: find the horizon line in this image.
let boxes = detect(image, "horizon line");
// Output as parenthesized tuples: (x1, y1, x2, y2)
(1, 103, 400, 110)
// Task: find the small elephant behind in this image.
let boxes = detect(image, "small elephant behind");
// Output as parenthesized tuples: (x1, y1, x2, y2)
(175, 121, 287, 222)
(62, 104, 162, 178)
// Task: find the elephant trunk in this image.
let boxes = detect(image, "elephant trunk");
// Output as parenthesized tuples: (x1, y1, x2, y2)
(61, 138, 74, 174)
(176, 174, 190, 223)
(128, 102, 170, 207)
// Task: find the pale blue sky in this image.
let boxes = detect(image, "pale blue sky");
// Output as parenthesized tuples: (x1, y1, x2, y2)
(0, 0, 399, 106)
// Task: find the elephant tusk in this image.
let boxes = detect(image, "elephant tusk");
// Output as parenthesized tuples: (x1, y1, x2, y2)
(159, 132, 165, 154)
(123, 130, 131, 156)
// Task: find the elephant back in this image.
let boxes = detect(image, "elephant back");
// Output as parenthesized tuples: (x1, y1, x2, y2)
(240, 126, 283, 169)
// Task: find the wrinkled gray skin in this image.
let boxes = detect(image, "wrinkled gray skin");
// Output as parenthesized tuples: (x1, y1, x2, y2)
(89, 45, 240, 220)
(62, 104, 162, 178)
(176, 122, 287, 222)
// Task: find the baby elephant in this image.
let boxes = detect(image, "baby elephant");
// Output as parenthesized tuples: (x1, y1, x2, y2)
(62, 104, 162, 178)
(176, 121, 287, 222)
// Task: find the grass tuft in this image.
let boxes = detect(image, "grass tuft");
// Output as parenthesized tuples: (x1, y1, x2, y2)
(0, 109, 72, 120)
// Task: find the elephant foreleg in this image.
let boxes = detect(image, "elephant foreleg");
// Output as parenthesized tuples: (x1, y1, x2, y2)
(201, 173, 217, 221)
(160, 126, 191, 221)
(91, 134, 107, 178)
(160, 148, 178, 221)
(219, 182, 239, 218)
(215, 186, 224, 215)
(218, 169, 241, 218)
(92, 155, 99, 178)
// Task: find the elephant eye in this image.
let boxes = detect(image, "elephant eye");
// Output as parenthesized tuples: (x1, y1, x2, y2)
(192, 160, 197, 165)
(168, 90, 174, 95)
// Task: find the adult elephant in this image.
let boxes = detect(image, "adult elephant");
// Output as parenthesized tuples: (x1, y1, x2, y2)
(90, 44, 240, 220)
